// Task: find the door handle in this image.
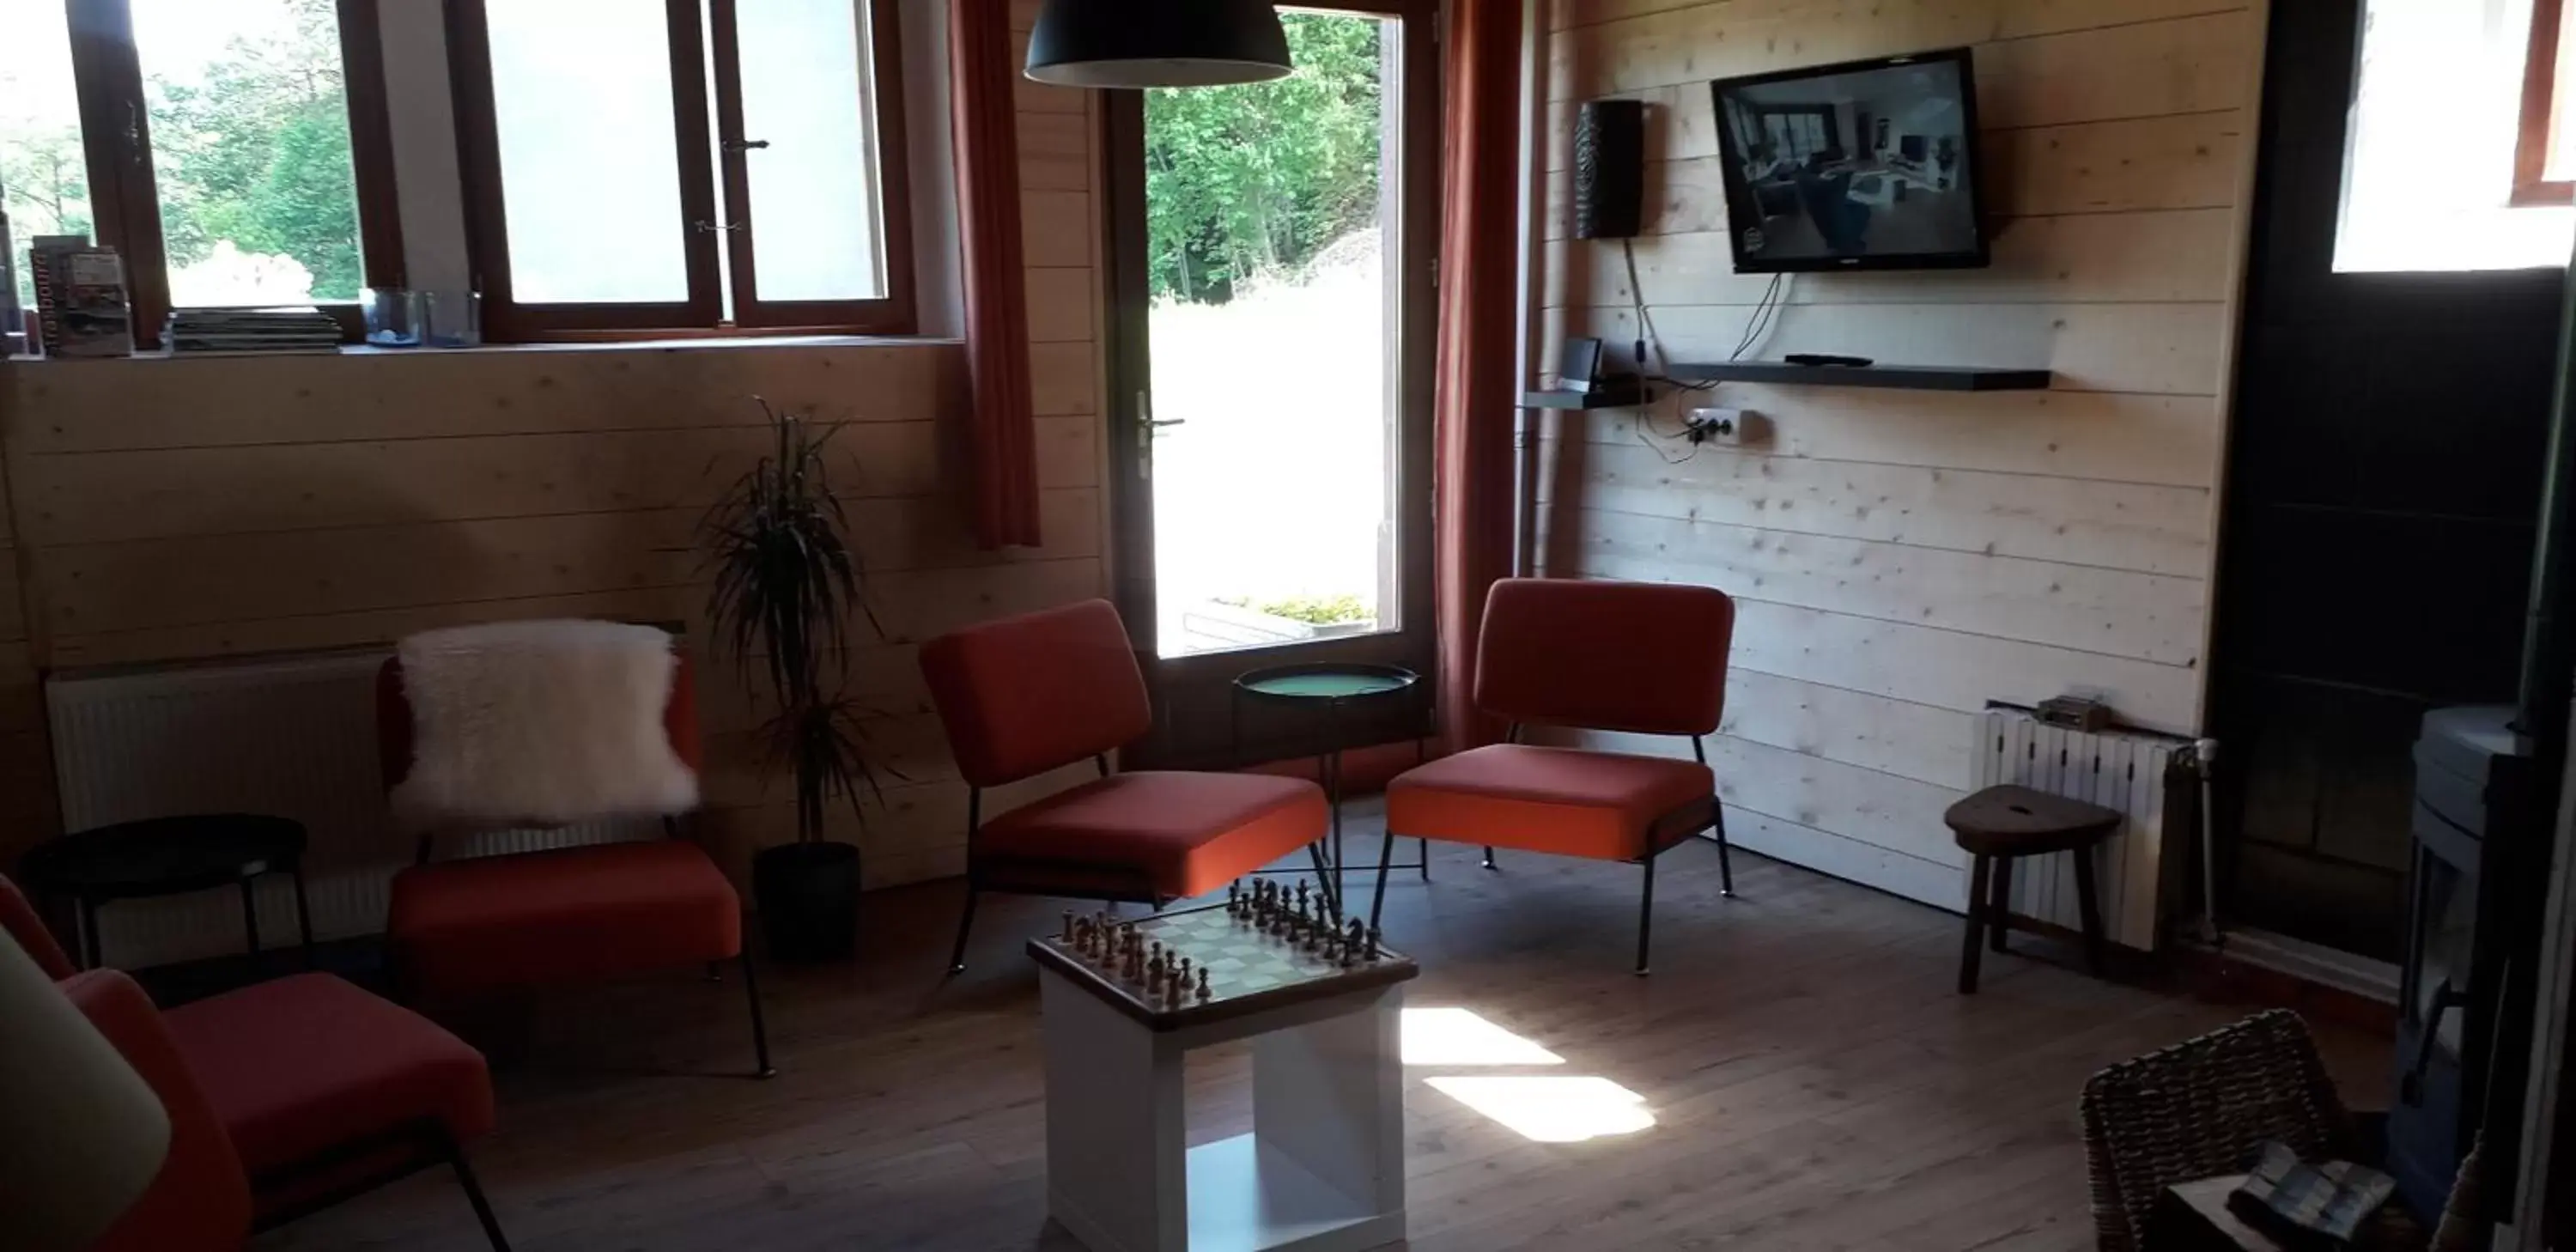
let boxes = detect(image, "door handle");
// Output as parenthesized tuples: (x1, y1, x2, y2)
(1139, 391, 1183, 430)
(722, 138, 771, 153)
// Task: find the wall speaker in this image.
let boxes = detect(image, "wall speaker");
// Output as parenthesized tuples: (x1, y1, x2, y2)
(1574, 99, 1646, 240)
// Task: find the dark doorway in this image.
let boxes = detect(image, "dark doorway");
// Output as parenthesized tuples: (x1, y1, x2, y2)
(2209, 0, 2563, 960)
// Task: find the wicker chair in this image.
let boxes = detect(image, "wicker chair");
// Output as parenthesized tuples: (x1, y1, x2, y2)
(2080, 1009, 2470, 1252)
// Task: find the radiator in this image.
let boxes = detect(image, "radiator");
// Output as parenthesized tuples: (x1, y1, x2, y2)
(1969, 708, 2191, 953)
(46, 649, 646, 970)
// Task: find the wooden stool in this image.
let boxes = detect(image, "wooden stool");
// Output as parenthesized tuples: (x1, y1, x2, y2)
(1945, 784, 2121, 994)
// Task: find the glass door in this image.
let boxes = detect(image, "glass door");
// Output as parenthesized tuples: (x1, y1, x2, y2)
(1103, 1, 1437, 767)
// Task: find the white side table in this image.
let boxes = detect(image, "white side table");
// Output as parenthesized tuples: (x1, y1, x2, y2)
(1030, 899, 1418, 1252)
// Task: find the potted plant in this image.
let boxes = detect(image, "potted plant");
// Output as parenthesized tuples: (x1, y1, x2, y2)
(702, 399, 882, 962)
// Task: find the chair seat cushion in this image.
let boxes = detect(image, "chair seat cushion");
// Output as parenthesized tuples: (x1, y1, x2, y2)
(161, 973, 493, 1176)
(1388, 744, 1714, 861)
(975, 772, 1327, 899)
(389, 839, 740, 998)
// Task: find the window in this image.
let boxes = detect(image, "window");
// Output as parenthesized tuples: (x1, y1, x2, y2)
(2340, 0, 2575, 272)
(1, 0, 402, 346)
(447, 0, 914, 341)
(2520, 0, 2576, 205)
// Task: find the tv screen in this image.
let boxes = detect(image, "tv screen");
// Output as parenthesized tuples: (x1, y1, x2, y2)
(1710, 49, 1988, 272)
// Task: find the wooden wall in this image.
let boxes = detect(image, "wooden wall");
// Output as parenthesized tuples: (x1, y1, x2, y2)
(1539, 0, 2266, 909)
(0, 3, 1109, 892)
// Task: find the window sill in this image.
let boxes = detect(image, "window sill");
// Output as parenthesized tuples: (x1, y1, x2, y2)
(5, 332, 963, 365)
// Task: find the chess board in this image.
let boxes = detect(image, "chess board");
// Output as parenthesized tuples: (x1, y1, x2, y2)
(1026, 899, 1417, 1031)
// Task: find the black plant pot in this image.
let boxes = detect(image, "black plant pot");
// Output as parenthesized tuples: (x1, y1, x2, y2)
(753, 841, 861, 963)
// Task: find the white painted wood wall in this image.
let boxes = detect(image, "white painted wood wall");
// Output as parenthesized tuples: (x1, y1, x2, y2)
(1538, 0, 2267, 911)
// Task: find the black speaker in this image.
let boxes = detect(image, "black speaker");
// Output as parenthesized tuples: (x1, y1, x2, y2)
(1574, 99, 1645, 240)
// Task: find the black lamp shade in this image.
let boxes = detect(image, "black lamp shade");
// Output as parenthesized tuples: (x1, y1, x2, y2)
(1024, 0, 1293, 88)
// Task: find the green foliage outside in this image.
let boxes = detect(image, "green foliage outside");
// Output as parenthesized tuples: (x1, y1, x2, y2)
(1143, 14, 1382, 304)
(1218, 593, 1373, 626)
(2, 0, 359, 308)
(148, 0, 363, 300)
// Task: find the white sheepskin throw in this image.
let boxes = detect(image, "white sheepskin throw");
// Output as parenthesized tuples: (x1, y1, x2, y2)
(390, 619, 699, 832)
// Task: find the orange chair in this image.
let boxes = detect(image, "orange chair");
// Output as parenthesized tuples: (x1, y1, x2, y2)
(1369, 578, 1737, 974)
(920, 599, 1330, 972)
(378, 647, 771, 1079)
(3, 875, 510, 1250)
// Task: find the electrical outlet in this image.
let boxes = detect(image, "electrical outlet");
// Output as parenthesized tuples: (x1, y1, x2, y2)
(1686, 406, 1747, 445)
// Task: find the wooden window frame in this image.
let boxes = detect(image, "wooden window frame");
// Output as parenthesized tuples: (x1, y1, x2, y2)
(2518, 0, 2575, 206)
(446, 0, 915, 343)
(61, 0, 406, 349)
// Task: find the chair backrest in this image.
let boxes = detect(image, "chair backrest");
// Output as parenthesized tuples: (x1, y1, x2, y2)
(1473, 578, 1735, 736)
(375, 649, 702, 791)
(2079, 1009, 2356, 1252)
(920, 599, 1152, 788)
(0, 872, 76, 979)
(60, 969, 256, 1252)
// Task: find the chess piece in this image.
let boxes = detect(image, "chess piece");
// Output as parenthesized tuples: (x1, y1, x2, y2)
(1195, 967, 1212, 1000)
(1295, 880, 1309, 916)
(1146, 951, 1164, 986)
(1365, 926, 1383, 961)
(1061, 910, 1075, 943)
(1227, 881, 1242, 915)
(1149, 940, 1162, 969)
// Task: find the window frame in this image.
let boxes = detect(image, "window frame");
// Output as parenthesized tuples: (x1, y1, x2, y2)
(445, 0, 916, 343)
(2518, 0, 2574, 207)
(57, 0, 407, 348)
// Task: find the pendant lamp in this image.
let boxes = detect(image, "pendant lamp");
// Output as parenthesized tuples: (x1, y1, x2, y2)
(1024, 0, 1293, 88)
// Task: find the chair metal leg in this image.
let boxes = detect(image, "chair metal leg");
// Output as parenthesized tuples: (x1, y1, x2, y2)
(1990, 858, 2014, 954)
(439, 1128, 514, 1252)
(1419, 837, 1431, 882)
(739, 951, 777, 1079)
(1368, 830, 1398, 932)
(1712, 805, 1735, 897)
(290, 864, 316, 967)
(1635, 854, 1657, 976)
(1481, 847, 1498, 871)
(946, 887, 981, 975)
(1959, 855, 1992, 994)
(240, 878, 264, 969)
(705, 962, 724, 982)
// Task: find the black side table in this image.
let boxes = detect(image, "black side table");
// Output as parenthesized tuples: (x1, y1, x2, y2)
(1231, 663, 1425, 918)
(17, 813, 314, 971)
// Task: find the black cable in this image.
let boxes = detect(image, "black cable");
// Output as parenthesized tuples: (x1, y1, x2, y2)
(1730, 272, 1787, 362)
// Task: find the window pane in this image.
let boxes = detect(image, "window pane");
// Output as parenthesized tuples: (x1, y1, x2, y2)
(488, 0, 690, 303)
(738, 0, 885, 301)
(1, 0, 89, 321)
(132, 0, 367, 307)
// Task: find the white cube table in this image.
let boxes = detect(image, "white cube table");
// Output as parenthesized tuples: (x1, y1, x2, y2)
(1029, 899, 1419, 1252)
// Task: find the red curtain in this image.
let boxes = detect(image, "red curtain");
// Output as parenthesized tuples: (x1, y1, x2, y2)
(950, 0, 1043, 549)
(1432, 0, 1524, 753)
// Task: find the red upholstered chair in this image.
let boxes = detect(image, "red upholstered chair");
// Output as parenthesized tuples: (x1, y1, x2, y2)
(1370, 578, 1738, 974)
(920, 599, 1330, 972)
(6, 876, 511, 1251)
(378, 647, 772, 1079)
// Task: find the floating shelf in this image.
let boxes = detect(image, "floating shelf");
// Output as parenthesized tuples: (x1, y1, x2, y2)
(1522, 378, 1648, 410)
(1668, 362, 2052, 392)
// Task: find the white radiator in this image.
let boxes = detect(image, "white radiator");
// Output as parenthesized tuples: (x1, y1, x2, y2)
(1969, 709, 2190, 953)
(46, 649, 646, 970)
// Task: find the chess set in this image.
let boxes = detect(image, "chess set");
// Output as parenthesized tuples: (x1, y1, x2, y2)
(1025, 879, 1417, 1030)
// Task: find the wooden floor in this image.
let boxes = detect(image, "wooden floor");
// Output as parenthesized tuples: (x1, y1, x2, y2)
(265, 820, 2387, 1252)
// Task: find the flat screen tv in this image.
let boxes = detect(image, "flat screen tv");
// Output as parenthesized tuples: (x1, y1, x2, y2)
(1710, 48, 1988, 273)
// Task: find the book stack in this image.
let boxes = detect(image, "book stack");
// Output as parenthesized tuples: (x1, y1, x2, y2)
(166, 307, 343, 355)
(28, 236, 135, 358)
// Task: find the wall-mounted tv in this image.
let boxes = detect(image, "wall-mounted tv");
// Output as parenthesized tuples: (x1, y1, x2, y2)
(1710, 48, 1989, 273)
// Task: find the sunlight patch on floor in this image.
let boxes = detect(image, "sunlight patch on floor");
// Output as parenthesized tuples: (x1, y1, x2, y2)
(1424, 1076, 1656, 1143)
(1400, 1007, 1565, 1067)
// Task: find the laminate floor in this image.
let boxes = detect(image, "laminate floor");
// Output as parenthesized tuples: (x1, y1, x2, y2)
(264, 816, 2387, 1251)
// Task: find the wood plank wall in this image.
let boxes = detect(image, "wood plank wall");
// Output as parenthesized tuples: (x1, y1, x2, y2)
(0, 4, 1109, 891)
(1538, 0, 2266, 909)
